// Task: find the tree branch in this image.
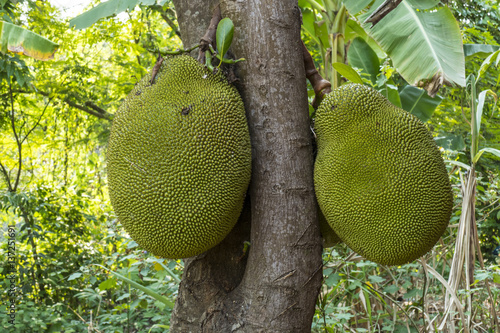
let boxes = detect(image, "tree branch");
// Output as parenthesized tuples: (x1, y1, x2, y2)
(63, 98, 113, 120)
(151, 5, 181, 37)
(198, 4, 222, 62)
(0, 161, 13, 192)
(364, 0, 403, 27)
(11, 90, 114, 121)
(8, 79, 22, 192)
(20, 95, 54, 145)
(302, 40, 331, 109)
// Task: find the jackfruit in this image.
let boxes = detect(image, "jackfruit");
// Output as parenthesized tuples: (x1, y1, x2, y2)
(314, 84, 452, 265)
(107, 55, 252, 259)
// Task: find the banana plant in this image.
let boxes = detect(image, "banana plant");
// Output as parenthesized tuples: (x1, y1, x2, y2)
(300, 0, 465, 103)
(0, 21, 58, 61)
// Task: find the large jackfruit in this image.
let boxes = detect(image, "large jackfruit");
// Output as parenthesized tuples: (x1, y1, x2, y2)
(314, 84, 452, 265)
(107, 55, 251, 259)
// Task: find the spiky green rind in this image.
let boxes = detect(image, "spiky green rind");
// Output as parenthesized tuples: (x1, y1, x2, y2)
(107, 55, 252, 259)
(314, 84, 452, 265)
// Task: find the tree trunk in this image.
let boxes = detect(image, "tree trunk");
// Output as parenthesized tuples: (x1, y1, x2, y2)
(170, 1, 323, 332)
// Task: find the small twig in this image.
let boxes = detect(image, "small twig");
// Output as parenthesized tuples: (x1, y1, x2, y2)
(150, 53, 164, 85)
(364, 0, 403, 27)
(8, 79, 22, 192)
(154, 44, 200, 56)
(301, 40, 331, 109)
(20, 95, 53, 145)
(198, 4, 222, 63)
(0, 161, 13, 191)
(66, 305, 103, 333)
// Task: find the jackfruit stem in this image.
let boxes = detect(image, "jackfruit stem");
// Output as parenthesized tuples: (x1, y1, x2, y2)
(199, 4, 222, 63)
(301, 40, 331, 109)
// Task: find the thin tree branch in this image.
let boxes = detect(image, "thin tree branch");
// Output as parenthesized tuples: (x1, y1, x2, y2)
(7, 89, 114, 121)
(37, 91, 113, 121)
(20, 96, 54, 145)
(364, 0, 403, 27)
(151, 5, 181, 37)
(0, 161, 13, 192)
(198, 4, 222, 63)
(8, 79, 22, 192)
(63, 98, 113, 120)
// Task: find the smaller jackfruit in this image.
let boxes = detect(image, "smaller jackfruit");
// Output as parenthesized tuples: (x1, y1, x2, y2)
(314, 84, 453, 265)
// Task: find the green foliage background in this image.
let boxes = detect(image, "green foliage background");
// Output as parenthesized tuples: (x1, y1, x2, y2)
(0, 0, 499, 332)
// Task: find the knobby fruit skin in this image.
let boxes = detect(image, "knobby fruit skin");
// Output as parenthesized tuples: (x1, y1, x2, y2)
(107, 55, 252, 259)
(314, 83, 453, 266)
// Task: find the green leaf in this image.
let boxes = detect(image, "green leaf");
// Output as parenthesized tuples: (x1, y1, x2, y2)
(69, 0, 140, 30)
(325, 272, 342, 286)
(378, 81, 402, 108)
(0, 21, 58, 60)
(332, 62, 364, 84)
(94, 264, 175, 308)
(368, 275, 384, 284)
(474, 90, 497, 137)
(98, 277, 117, 290)
(359, 0, 466, 91)
(445, 160, 470, 170)
(406, 0, 439, 10)
(464, 44, 500, 59)
(347, 37, 380, 84)
(67, 272, 82, 281)
(302, 9, 317, 42)
(472, 147, 500, 164)
(435, 134, 466, 151)
(383, 284, 399, 294)
(216, 18, 234, 60)
(343, 0, 372, 15)
(477, 51, 500, 82)
(399, 85, 442, 122)
(493, 273, 500, 284)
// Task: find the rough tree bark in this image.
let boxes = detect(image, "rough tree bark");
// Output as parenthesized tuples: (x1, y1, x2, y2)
(170, 1, 323, 332)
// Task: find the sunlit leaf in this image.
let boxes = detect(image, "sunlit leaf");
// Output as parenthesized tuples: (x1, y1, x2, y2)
(69, 0, 141, 30)
(476, 51, 500, 82)
(0, 21, 58, 60)
(332, 62, 364, 84)
(67, 272, 82, 281)
(399, 85, 442, 122)
(473, 147, 500, 164)
(98, 277, 117, 290)
(475, 90, 497, 137)
(359, 0, 466, 92)
(216, 17, 234, 60)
